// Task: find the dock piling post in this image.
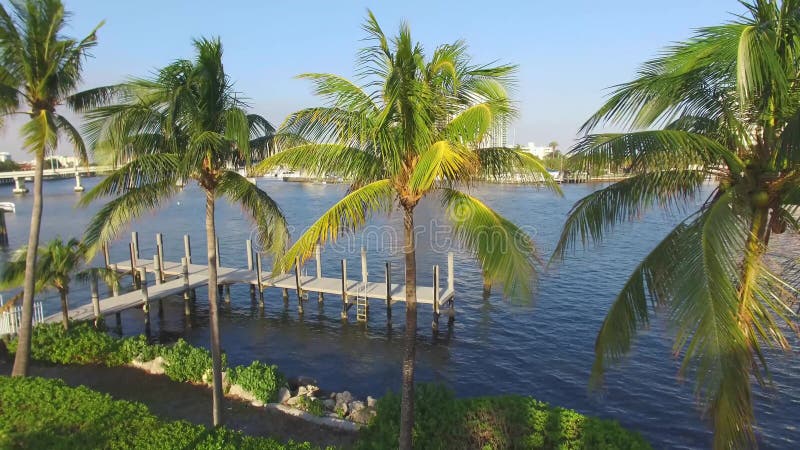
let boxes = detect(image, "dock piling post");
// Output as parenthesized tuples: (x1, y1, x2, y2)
(315, 245, 323, 303)
(156, 233, 164, 282)
(224, 285, 231, 303)
(216, 237, 221, 268)
(129, 243, 139, 288)
(432, 265, 440, 332)
(182, 257, 191, 316)
(385, 261, 392, 325)
(112, 262, 121, 330)
(184, 234, 192, 265)
(256, 253, 264, 305)
(139, 267, 150, 330)
(340, 259, 348, 320)
(111, 264, 120, 298)
(246, 240, 253, 270)
(90, 272, 100, 328)
(131, 231, 140, 261)
(103, 243, 111, 268)
(153, 255, 162, 285)
(360, 247, 369, 319)
(447, 252, 455, 324)
(295, 257, 304, 314)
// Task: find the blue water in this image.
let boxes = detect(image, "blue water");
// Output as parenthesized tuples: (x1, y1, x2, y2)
(1, 177, 798, 449)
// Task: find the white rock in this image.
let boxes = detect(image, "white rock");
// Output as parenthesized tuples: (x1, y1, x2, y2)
(350, 407, 377, 425)
(277, 387, 291, 404)
(334, 399, 348, 416)
(367, 396, 377, 408)
(305, 384, 319, 395)
(228, 384, 259, 404)
(297, 386, 308, 396)
(336, 391, 353, 404)
(286, 396, 302, 407)
(323, 399, 336, 410)
(130, 356, 166, 375)
(350, 400, 365, 413)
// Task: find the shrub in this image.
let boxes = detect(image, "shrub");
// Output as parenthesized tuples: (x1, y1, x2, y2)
(356, 384, 651, 450)
(230, 361, 286, 403)
(161, 338, 225, 384)
(6, 322, 121, 366)
(295, 395, 326, 417)
(0, 375, 321, 450)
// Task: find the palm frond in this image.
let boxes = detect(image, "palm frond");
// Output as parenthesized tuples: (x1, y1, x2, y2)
(552, 170, 706, 261)
(79, 153, 180, 206)
(409, 141, 476, 193)
(441, 189, 539, 299)
(54, 114, 87, 164)
(83, 181, 180, 255)
(474, 147, 562, 192)
(276, 179, 395, 273)
(217, 171, 289, 260)
(569, 130, 742, 173)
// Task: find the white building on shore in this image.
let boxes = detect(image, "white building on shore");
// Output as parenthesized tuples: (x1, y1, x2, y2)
(521, 142, 555, 159)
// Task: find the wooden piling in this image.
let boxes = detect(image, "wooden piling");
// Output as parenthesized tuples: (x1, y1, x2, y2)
(295, 258, 303, 314)
(103, 243, 111, 268)
(129, 243, 139, 288)
(182, 257, 191, 316)
(90, 273, 100, 328)
(131, 231, 140, 261)
(340, 259, 348, 320)
(156, 233, 164, 282)
(0, 211, 7, 247)
(184, 234, 192, 265)
(315, 245, 323, 303)
(255, 252, 264, 305)
(448, 252, 455, 324)
(111, 264, 120, 297)
(432, 265, 440, 331)
(224, 285, 231, 303)
(139, 267, 150, 329)
(385, 261, 392, 325)
(153, 255, 162, 285)
(246, 240, 253, 270)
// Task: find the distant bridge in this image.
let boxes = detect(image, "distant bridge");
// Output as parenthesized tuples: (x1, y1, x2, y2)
(0, 165, 115, 193)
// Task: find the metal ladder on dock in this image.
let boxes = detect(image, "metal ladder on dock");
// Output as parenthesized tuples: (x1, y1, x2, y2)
(355, 282, 368, 322)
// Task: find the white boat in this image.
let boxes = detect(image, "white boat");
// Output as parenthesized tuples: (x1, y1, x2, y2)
(0, 202, 15, 213)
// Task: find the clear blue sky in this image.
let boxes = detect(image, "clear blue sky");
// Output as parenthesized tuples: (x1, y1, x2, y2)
(2, 0, 741, 160)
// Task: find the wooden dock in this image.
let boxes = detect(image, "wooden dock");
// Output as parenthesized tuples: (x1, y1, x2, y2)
(44, 232, 456, 329)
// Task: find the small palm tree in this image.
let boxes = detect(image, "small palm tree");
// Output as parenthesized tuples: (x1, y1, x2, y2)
(79, 37, 289, 427)
(0, 0, 103, 377)
(258, 13, 558, 449)
(0, 237, 97, 330)
(553, 2, 799, 448)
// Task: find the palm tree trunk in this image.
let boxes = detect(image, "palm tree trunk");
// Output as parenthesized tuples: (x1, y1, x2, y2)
(399, 205, 417, 450)
(205, 187, 224, 426)
(11, 150, 45, 377)
(59, 288, 70, 331)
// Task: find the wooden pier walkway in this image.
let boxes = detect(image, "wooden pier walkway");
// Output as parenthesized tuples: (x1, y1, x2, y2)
(43, 232, 456, 329)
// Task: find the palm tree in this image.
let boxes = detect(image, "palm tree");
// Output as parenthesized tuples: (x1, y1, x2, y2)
(553, 2, 799, 448)
(0, 237, 112, 330)
(78, 37, 289, 427)
(257, 13, 558, 449)
(0, 0, 103, 377)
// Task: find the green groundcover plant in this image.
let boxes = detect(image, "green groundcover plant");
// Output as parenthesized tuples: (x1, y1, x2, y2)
(0, 376, 321, 450)
(357, 384, 651, 450)
(3, 322, 282, 400)
(2, 323, 649, 449)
